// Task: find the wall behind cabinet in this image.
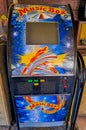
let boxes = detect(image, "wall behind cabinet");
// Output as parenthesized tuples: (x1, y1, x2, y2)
(1, 0, 79, 20)
(0, 0, 7, 15)
(18, 0, 80, 20)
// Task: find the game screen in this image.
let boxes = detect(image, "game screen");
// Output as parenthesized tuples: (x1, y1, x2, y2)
(26, 22, 59, 44)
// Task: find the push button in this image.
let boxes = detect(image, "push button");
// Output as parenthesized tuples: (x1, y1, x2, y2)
(62, 78, 68, 89)
(27, 79, 33, 83)
(34, 79, 39, 83)
(34, 83, 39, 86)
(40, 79, 45, 83)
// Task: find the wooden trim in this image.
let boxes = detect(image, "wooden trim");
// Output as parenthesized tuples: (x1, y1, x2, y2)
(77, 21, 86, 45)
(0, 74, 10, 125)
(78, 49, 86, 56)
(78, 46, 86, 49)
(77, 21, 86, 55)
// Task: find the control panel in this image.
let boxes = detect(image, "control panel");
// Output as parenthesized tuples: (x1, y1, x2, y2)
(13, 76, 75, 95)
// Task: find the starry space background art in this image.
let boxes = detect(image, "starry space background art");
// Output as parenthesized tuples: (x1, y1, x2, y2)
(15, 95, 70, 124)
(10, 5, 75, 77)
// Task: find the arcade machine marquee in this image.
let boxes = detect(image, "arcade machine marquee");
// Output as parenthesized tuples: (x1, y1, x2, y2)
(8, 4, 76, 129)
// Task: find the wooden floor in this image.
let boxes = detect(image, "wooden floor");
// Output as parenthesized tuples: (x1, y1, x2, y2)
(0, 117, 86, 130)
(76, 116, 86, 130)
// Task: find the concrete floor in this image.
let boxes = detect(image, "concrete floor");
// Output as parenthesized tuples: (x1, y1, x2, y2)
(0, 116, 86, 130)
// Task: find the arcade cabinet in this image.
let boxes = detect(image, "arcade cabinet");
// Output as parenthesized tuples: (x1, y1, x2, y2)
(7, 4, 85, 130)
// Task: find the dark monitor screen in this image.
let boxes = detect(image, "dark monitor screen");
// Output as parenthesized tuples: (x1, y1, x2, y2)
(26, 22, 59, 44)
